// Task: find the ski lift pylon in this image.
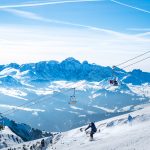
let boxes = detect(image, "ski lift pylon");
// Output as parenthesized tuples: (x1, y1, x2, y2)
(69, 88, 77, 105)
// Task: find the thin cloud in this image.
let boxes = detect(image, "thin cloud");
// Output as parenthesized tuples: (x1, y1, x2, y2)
(4, 8, 43, 20)
(3, 9, 150, 40)
(3, 8, 143, 40)
(135, 32, 150, 37)
(127, 28, 150, 32)
(3, 1, 146, 40)
(111, 0, 150, 14)
(0, 25, 149, 71)
(0, 0, 100, 9)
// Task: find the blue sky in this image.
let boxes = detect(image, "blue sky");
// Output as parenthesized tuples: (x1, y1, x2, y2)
(0, 0, 150, 71)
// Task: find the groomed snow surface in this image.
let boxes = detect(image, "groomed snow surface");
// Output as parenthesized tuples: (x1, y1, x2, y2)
(1, 104, 150, 150)
(48, 104, 150, 150)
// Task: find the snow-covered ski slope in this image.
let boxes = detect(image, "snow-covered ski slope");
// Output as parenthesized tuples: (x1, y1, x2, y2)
(1, 136, 53, 150)
(0, 126, 23, 149)
(48, 103, 150, 150)
(2, 103, 150, 150)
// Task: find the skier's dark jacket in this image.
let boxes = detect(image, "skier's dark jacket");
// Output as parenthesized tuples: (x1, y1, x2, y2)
(85, 122, 97, 133)
(128, 114, 133, 122)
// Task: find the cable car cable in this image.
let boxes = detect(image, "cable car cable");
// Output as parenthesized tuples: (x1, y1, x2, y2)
(115, 50, 150, 67)
(1, 81, 84, 117)
(0, 81, 82, 115)
(122, 56, 150, 69)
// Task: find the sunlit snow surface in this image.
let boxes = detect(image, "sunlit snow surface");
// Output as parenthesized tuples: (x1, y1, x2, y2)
(2, 104, 150, 150)
(128, 83, 150, 98)
(0, 126, 23, 149)
(47, 104, 150, 150)
(0, 104, 45, 112)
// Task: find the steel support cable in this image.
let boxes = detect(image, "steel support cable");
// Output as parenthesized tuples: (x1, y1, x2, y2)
(115, 51, 150, 67)
(3, 84, 83, 117)
(121, 56, 150, 69)
(1, 81, 85, 117)
(2, 80, 76, 115)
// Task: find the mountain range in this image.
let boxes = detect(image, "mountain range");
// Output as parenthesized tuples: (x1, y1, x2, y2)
(0, 57, 149, 132)
(0, 57, 149, 86)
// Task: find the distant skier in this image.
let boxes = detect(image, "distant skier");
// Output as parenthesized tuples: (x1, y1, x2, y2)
(85, 122, 97, 141)
(128, 114, 133, 122)
(128, 114, 133, 125)
(41, 139, 45, 150)
(16, 137, 19, 143)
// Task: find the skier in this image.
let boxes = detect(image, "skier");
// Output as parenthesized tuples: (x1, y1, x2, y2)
(128, 114, 133, 122)
(128, 114, 133, 125)
(85, 122, 97, 141)
(41, 139, 45, 150)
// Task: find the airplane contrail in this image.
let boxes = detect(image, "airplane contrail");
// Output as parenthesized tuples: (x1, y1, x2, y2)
(3, 8, 139, 38)
(0, 0, 101, 9)
(111, 0, 150, 14)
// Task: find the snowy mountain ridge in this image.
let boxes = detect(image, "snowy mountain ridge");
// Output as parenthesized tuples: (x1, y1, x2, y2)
(0, 115, 52, 143)
(0, 125, 53, 150)
(0, 126, 23, 149)
(0, 58, 149, 132)
(0, 57, 149, 86)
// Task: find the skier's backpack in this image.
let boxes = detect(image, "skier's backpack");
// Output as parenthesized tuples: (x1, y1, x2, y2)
(93, 127, 97, 133)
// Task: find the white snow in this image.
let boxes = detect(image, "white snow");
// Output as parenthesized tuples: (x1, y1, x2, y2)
(0, 126, 23, 149)
(107, 85, 119, 91)
(0, 68, 18, 76)
(32, 111, 39, 116)
(68, 111, 79, 114)
(1, 126, 16, 136)
(55, 108, 64, 112)
(128, 83, 150, 98)
(93, 105, 116, 113)
(87, 110, 96, 114)
(0, 104, 45, 112)
(1, 136, 52, 150)
(26, 88, 54, 96)
(90, 93, 102, 99)
(70, 106, 83, 110)
(1, 104, 150, 150)
(46, 104, 150, 150)
(118, 105, 133, 112)
(0, 88, 28, 100)
(78, 114, 86, 117)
